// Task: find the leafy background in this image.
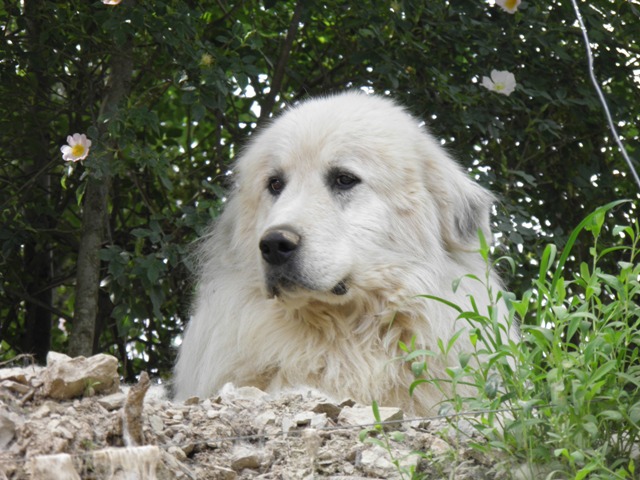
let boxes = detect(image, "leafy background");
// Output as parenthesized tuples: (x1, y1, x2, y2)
(0, 0, 638, 381)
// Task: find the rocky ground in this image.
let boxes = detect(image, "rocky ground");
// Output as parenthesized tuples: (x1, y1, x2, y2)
(0, 353, 511, 479)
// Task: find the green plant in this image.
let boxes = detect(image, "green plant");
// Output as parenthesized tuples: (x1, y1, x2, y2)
(403, 200, 640, 479)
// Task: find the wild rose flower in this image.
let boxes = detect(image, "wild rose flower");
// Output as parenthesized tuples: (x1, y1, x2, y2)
(495, 0, 521, 14)
(481, 70, 517, 96)
(200, 53, 214, 67)
(60, 133, 92, 162)
(102, 0, 122, 5)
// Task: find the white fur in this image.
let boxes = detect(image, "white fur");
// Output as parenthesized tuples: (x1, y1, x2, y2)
(174, 92, 514, 414)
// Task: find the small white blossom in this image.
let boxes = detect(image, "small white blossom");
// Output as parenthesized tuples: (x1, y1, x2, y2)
(495, 0, 521, 14)
(102, 0, 122, 5)
(200, 53, 215, 67)
(60, 133, 92, 162)
(481, 70, 517, 96)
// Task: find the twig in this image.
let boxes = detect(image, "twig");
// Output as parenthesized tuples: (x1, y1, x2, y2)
(258, 0, 305, 124)
(122, 371, 151, 447)
(570, 0, 640, 190)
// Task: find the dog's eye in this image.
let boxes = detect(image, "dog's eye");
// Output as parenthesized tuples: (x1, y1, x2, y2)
(267, 177, 285, 195)
(335, 174, 360, 190)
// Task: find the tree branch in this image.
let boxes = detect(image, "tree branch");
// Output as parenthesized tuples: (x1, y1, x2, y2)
(258, 0, 304, 124)
(5, 288, 73, 324)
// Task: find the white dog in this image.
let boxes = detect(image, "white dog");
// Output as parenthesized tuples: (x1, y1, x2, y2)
(174, 92, 513, 414)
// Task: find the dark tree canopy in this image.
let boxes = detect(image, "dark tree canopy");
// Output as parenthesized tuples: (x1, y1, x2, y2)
(1, 0, 638, 378)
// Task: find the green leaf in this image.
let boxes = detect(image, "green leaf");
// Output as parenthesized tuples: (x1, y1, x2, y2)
(371, 400, 381, 423)
(458, 351, 471, 369)
(599, 410, 623, 421)
(539, 243, 556, 279)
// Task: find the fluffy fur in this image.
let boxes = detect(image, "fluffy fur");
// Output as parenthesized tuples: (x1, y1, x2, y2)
(174, 92, 514, 414)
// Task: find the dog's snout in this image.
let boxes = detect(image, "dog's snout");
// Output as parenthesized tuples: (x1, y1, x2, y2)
(259, 229, 301, 266)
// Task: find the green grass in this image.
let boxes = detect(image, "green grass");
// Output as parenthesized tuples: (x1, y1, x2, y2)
(400, 200, 640, 479)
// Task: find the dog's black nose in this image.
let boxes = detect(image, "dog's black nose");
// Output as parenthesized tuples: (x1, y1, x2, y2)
(259, 229, 300, 265)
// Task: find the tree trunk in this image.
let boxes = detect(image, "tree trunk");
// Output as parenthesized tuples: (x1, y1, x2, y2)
(22, 0, 53, 362)
(68, 180, 109, 357)
(68, 25, 133, 357)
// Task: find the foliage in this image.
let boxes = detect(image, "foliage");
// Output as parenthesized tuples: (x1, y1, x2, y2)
(403, 201, 640, 478)
(1, 1, 639, 378)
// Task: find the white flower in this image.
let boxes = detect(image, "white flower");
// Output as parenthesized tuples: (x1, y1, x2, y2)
(60, 133, 92, 162)
(481, 70, 517, 96)
(200, 53, 215, 67)
(495, 0, 521, 14)
(102, 0, 122, 5)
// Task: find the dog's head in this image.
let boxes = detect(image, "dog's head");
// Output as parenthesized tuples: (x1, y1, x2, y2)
(227, 92, 494, 303)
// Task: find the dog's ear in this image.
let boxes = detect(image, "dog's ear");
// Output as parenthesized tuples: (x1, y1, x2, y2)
(425, 153, 495, 252)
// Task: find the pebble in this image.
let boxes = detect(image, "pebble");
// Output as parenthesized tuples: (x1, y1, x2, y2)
(97, 391, 127, 410)
(168, 445, 187, 461)
(338, 406, 403, 429)
(149, 414, 164, 434)
(206, 409, 219, 419)
(230, 445, 264, 470)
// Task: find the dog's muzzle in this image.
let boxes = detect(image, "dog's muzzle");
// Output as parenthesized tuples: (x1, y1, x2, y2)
(259, 228, 348, 296)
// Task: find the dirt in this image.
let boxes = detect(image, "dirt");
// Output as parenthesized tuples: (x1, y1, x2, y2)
(0, 355, 511, 479)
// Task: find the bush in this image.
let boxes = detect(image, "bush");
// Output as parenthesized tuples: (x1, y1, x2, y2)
(404, 200, 640, 479)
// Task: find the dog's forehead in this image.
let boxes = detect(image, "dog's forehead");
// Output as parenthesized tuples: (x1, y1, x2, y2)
(236, 92, 437, 190)
(278, 93, 412, 140)
(259, 94, 419, 166)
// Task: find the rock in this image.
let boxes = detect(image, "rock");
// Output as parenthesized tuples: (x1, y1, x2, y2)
(339, 398, 356, 408)
(230, 445, 264, 470)
(0, 363, 501, 479)
(158, 450, 197, 480)
(93, 446, 161, 479)
(254, 410, 276, 427)
(338, 406, 403, 429)
(426, 432, 452, 456)
(149, 414, 164, 434)
(97, 391, 127, 410)
(0, 366, 42, 398)
(0, 369, 28, 384)
(27, 453, 81, 480)
(0, 366, 42, 386)
(27, 453, 80, 480)
(0, 414, 16, 449)
(326, 477, 383, 480)
(0, 379, 31, 395)
(288, 411, 328, 429)
(282, 415, 296, 433)
(41, 352, 119, 400)
(32, 402, 56, 419)
(312, 401, 343, 420)
(326, 477, 382, 480)
(168, 445, 188, 461)
(293, 411, 316, 426)
(302, 428, 322, 459)
(359, 444, 396, 473)
(220, 384, 268, 402)
(210, 465, 238, 480)
(359, 443, 421, 477)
